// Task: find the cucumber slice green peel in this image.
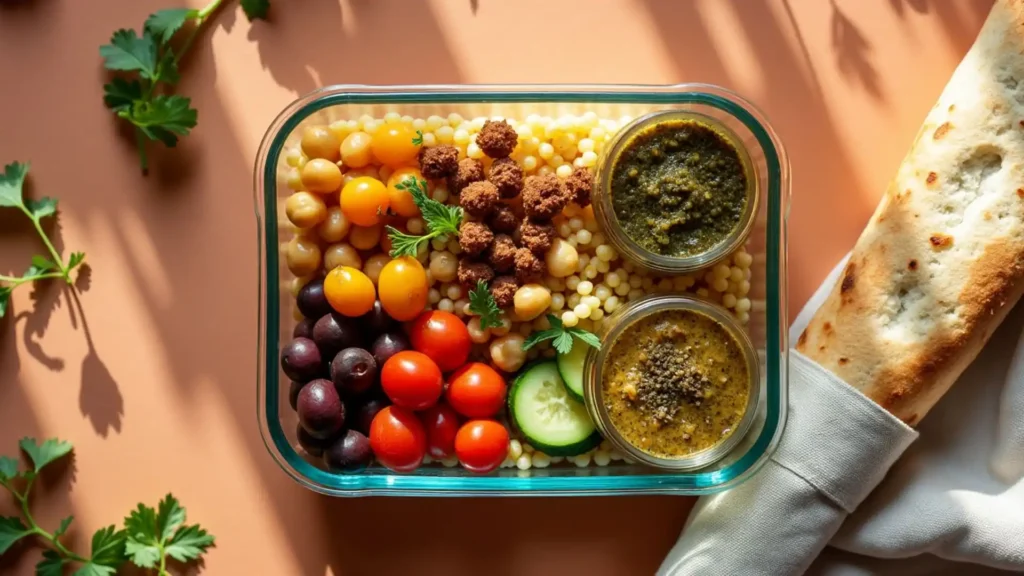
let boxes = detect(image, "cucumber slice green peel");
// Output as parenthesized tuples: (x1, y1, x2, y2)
(508, 361, 601, 457)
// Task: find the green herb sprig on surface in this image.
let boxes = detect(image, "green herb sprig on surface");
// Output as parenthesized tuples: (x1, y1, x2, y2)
(0, 438, 214, 576)
(523, 314, 601, 355)
(0, 162, 86, 318)
(386, 178, 462, 258)
(101, 0, 270, 173)
(468, 281, 502, 330)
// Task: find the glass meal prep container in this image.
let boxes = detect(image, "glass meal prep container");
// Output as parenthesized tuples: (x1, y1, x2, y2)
(254, 84, 791, 497)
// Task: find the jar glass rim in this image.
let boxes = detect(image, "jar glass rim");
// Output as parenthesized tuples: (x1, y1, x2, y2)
(593, 109, 760, 275)
(583, 294, 762, 471)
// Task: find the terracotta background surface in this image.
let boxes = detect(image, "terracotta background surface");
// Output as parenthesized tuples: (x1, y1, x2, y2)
(0, 0, 993, 574)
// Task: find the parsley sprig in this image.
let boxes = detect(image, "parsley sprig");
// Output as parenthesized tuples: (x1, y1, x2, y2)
(0, 162, 86, 318)
(0, 438, 214, 576)
(468, 281, 502, 330)
(385, 178, 462, 258)
(101, 0, 270, 172)
(523, 314, 602, 355)
(412, 130, 424, 146)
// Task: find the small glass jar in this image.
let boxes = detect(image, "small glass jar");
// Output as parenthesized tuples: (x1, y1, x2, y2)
(583, 294, 761, 471)
(593, 109, 760, 275)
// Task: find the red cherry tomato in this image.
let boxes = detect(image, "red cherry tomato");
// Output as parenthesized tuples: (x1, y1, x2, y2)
(369, 406, 426, 473)
(454, 420, 509, 474)
(409, 310, 471, 372)
(419, 403, 461, 459)
(446, 363, 508, 418)
(381, 350, 444, 410)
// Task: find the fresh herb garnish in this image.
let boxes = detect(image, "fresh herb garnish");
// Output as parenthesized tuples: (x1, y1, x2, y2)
(523, 314, 601, 355)
(412, 130, 424, 146)
(0, 162, 86, 318)
(101, 0, 270, 173)
(385, 178, 462, 258)
(0, 438, 214, 576)
(468, 280, 502, 330)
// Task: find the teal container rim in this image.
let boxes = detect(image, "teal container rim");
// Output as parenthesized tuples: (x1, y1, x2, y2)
(254, 84, 789, 496)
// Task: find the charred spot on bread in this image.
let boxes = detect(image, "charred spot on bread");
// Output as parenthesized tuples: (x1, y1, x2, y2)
(838, 357, 849, 365)
(926, 172, 938, 185)
(929, 233, 954, 249)
(840, 262, 857, 293)
(1017, 188, 1024, 198)
(797, 329, 808, 347)
(908, 259, 918, 271)
(933, 122, 952, 140)
(823, 322, 833, 334)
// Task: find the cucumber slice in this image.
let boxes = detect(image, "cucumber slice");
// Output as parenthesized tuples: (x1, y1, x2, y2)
(556, 343, 589, 403)
(509, 361, 601, 457)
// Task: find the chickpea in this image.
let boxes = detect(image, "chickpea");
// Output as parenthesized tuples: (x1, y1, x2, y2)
(285, 236, 321, 277)
(349, 224, 382, 251)
(363, 253, 391, 285)
(429, 251, 459, 283)
(323, 242, 361, 271)
(467, 317, 491, 344)
(285, 191, 328, 229)
(513, 284, 552, 321)
(301, 159, 343, 193)
(285, 168, 303, 191)
(301, 125, 341, 162)
(545, 238, 579, 278)
(317, 206, 351, 243)
(490, 333, 527, 373)
(490, 314, 512, 337)
(342, 166, 380, 185)
(340, 131, 373, 168)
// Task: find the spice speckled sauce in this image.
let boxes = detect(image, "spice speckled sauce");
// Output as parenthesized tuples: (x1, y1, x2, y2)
(601, 308, 749, 458)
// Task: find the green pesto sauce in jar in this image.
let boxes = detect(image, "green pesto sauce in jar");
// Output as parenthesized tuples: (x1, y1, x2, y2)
(602, 309, 750, 459)
(609, 119, 749, 257)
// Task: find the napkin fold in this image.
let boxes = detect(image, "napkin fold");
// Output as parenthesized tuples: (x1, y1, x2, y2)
(659, 257, 1024, 575)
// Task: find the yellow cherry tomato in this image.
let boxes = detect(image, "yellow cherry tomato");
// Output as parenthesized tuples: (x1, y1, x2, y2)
(386, 167, 424, 218)
(378, 256, 429, 321)
(371, 123, 421, 167)
(324, 266, 376, 317)
(340, 176, 389, 227)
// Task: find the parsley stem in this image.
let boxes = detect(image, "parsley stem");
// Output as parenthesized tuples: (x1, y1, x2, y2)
(0, 272, 64, 285)
(13, 479, 88, 564)
(25, 214, 69, 283)
(175, 0, 228, 66)
(135, 128, 150, 174)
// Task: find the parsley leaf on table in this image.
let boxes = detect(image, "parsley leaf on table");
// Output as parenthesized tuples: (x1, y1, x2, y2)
(35, 550, 65, 576)
(241, 0, 271, 20)
(0, 516, 31, 555)
(469, 281, 502, 330)
(523, 314, 602, 355)
(125, 494, 214, 570)
(0, 163, 86, 318)
(19, 438, 73, 473)
(386, 178, 463, 258)
(100, 0, 270, 173)
(145, 8, 198, 44)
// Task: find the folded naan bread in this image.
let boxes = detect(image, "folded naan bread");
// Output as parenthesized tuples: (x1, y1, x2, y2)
(796, 0, 1024, 425)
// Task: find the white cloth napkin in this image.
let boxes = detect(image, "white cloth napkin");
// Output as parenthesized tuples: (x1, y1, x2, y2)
(658, 257, 1024, 575)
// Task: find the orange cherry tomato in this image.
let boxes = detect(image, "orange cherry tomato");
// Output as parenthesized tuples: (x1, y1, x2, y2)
(340, 176, 390, 227)
(377, 256, 429, 321)
(323, 266, 376, 317)
(371, 123, 421, 168)
(446, 363, 507, 419)
(455, 420, 509, 474)
(386, 167, 424, 218)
